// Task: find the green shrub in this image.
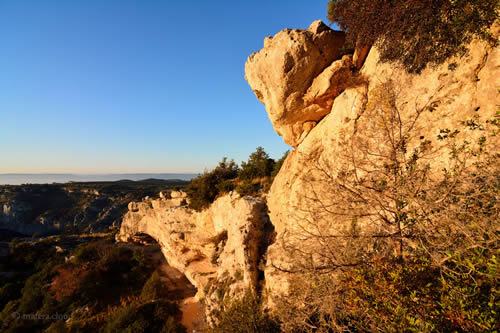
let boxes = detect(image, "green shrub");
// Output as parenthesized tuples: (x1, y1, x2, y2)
(216, 179, 235, 193)
(235, 180, 260, 196)
(104, 300, 185, 333)
(327, 0, 499, 73)
(211, 290, 281, 333)
(186, 172, 219, 211)
(186, 149, 287, 208)
(338, 248, 499, 332)
(0, 282, 21, 311)
(45, 321, 66, 333)
(186, 157, 238, 211)
(73, 240, 111, 264)
(140, 271, 166, 302)
(238, 147, 275, 181)
(0, 238, 186, 332)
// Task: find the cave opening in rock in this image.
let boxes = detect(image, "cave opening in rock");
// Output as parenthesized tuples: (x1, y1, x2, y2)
(127, 232, 203, 331)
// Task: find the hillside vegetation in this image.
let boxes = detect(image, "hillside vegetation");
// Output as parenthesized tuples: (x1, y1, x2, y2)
(328, 0, 499, 72)
(186, 147, 288, 211)
(0, 236, 186, 332)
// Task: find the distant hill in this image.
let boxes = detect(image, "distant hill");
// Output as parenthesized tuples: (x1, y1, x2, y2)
(0, 173, 196, 185)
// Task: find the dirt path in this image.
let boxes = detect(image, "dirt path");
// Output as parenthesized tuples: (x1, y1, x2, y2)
(121, 241, 203, 331)
(150, 249, 202, 331)
(180, 297, 200, 331)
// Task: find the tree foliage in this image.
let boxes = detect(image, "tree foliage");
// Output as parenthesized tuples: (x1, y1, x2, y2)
(327, 0, 499, 72)
(186, 148, 287, 209)
(340, 249, 499, 332)
(140, 270, 167, 302)
(0, 238, 187, 332)
(238, 146, 275, 180)
(104, 300, 185, 333)
(186, 157, 239, 211)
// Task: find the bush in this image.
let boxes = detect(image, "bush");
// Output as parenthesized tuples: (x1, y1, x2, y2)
(272, 81, 499, 332)
(211, 290, 281, 333)
(50, 265, 89, 301)
(339, 249, 499, 332)
(216, 179, 235, 193)
(186, 157, 238, 211)
(104, 300, 185, 333)
(0, 238, 186, 332)
(327, 0, 499, 73)
(186, 149, 287, 208)
(0, 282, 21, 311)
(235, 179, 260, 196)
(140, 271, 166, 302)
(238, 147, 275, 181)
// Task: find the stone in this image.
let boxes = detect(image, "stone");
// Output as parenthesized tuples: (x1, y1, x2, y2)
(118, 192, 272, 322)
(245, 20, 345, 147)
(303, 55, 354, 110)
(263, 29, 500, 301)
(170, 191, 187, 199)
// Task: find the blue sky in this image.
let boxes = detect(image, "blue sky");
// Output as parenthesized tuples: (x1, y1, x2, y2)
(0, 0, 331, 173)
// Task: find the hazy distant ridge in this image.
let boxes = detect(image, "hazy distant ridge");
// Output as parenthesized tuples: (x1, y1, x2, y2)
(0, 173, 197, 185)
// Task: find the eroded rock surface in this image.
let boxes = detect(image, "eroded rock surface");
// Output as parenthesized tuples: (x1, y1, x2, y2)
(118, 192, 272, 320)
(262, 26, 500, 299)
(118, 20, 499, 320)
(245, 20, 346, 147)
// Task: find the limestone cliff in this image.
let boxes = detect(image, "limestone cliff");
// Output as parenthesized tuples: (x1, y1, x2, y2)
(118, 191, 273, 319)
(245, 21, 346, 147)
(118, 20, 498, 321)
(246, 21, 499, 298)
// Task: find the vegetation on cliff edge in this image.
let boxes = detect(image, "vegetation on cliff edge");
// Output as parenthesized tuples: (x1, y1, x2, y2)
(186, 148, 289, 211)
(327, 0, 499, 72)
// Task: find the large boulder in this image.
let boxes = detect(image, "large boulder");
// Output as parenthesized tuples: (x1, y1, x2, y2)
(245, 20, 346, 147)
(260, 25, 500, 301)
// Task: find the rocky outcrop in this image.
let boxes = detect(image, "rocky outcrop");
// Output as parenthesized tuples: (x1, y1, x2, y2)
(0, 201, 58, 235)
(245, 20, 346, 147)
(247, 22, 500, 300)
(117, 20, 499, 321)
(0, 185, 132, 236)
(118, 192, 273, 319)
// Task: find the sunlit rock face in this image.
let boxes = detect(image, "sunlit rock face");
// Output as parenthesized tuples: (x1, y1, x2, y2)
(119, 20, 499, 316)
(248, 22, 499, 300)
(245, 20, 346, 147)
(118, 192, 273, 321)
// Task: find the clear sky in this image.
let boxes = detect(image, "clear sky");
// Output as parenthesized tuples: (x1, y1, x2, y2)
(0, 0, 331, 174)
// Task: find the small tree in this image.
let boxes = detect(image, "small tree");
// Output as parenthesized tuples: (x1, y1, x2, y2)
(327, 0, 499, 73)
(186, 157, 239, 211)
(239, 147, 275, 180)
(140, 271, 168, 302)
